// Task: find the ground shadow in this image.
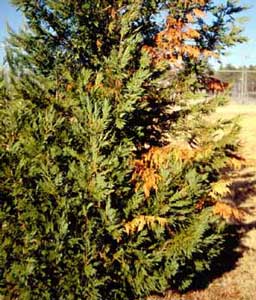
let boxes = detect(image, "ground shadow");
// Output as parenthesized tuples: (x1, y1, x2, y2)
(190, 226, 246, 291)
(237, 220, 256, 232)
(230, 178, 256, 207)
(178, 165, 256, 293)
(149, 166, 256, 300)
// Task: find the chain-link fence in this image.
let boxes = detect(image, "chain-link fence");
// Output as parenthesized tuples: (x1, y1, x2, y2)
(215, 70, 256, 104)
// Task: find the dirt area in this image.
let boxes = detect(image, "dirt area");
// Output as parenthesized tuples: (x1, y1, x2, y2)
(149, 103, 256, 300)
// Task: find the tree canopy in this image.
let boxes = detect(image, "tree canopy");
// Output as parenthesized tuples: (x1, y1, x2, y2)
(0, 1, 247, 299)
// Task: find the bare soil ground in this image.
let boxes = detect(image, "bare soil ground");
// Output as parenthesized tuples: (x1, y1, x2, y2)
(149, 103, 256, 300)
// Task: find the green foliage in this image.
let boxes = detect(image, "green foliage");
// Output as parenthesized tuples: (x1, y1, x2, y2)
(0, 1, 246, 299)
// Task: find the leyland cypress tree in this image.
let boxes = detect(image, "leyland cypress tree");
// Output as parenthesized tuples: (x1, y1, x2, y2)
(0, 1, 246, 299)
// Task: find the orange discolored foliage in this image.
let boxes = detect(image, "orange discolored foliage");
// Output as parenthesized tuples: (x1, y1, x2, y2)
(202, 76, 230, 94)
(132, 141, 244, 210)
(124, 215, 168, 235)
(131, 146, 170, 198)
(131, 142, 201, 198)
(213, 202, 245, 222)
(143, 0, 215, 65)
(66, 83, 75, 91)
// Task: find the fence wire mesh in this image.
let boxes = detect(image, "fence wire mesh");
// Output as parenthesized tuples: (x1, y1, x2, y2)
(216, 70, 256, 104)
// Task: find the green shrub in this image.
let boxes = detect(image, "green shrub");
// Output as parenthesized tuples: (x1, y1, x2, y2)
(0, 1, 245, 299)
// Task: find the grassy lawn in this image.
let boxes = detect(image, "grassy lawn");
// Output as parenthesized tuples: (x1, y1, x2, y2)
(149, 103, 256, 300)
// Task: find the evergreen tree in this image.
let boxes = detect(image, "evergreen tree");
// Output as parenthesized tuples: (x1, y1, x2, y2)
(0, 1, 246, 299)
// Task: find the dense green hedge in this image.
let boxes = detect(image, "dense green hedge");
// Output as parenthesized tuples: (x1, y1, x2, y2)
(0, 0, 245, 299)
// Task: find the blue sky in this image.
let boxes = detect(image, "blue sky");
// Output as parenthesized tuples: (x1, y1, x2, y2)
(0, 0, 23, 63)
(0, 0, 255, 68)
(216, 0, 256, 68)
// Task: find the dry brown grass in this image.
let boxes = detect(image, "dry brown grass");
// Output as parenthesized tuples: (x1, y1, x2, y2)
(217, 104, 256, 161)
(149, 103, 256, 300)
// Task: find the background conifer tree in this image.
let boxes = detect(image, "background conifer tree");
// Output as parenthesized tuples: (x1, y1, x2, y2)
(0, 1, 246, 299)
